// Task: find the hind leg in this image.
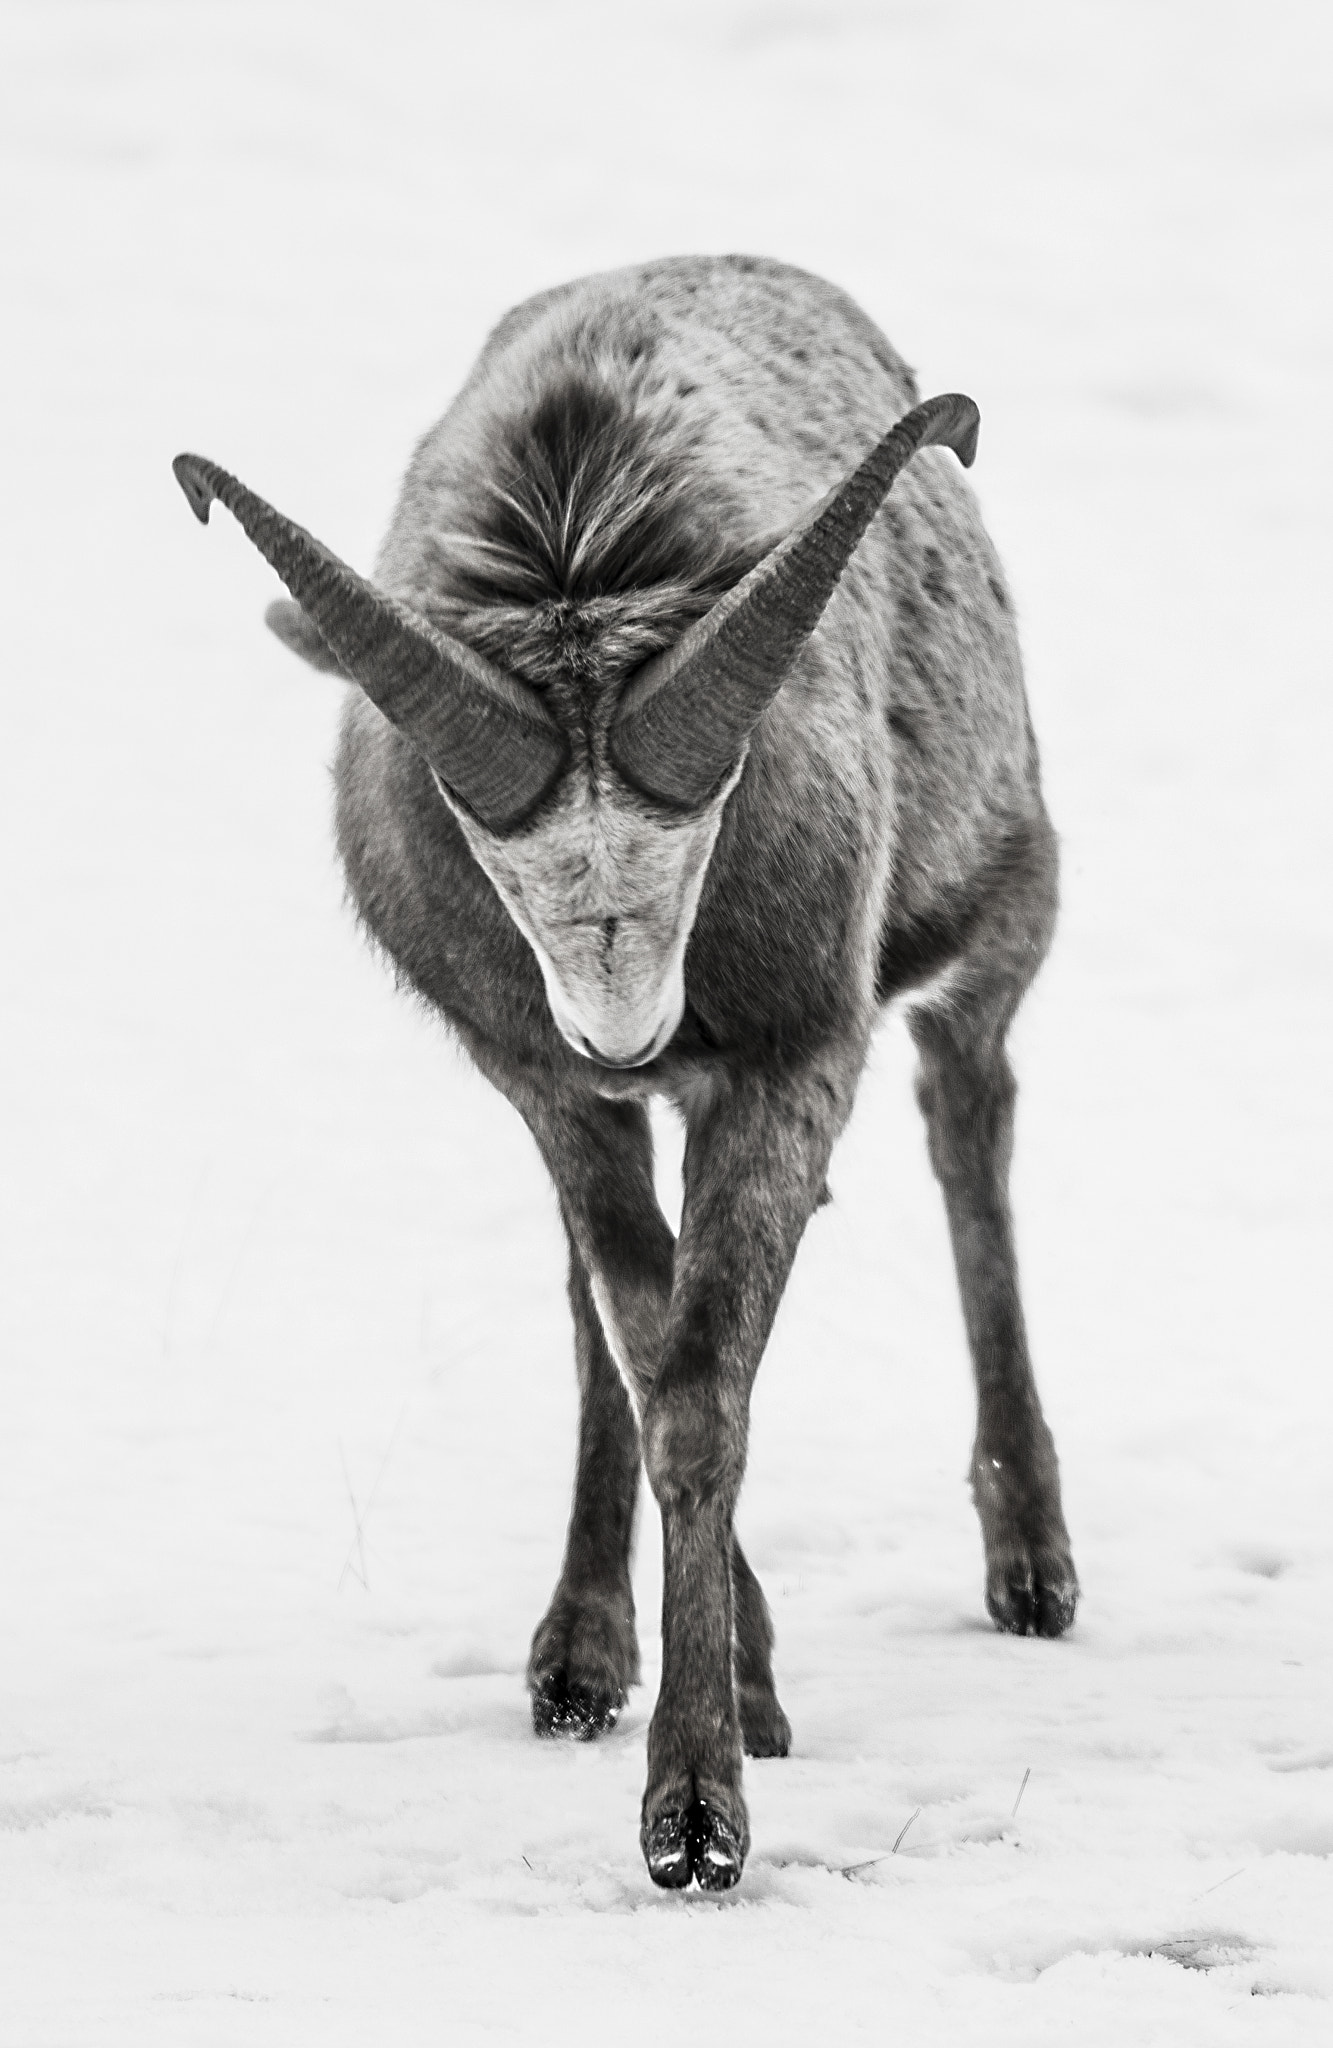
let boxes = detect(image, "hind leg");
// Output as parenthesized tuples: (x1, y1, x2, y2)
(911, 994, 1077, 1635)
(733, 1536, 791, 1756)
(907, 828, 1077, 1637)
(528, 1248, 642, 1736)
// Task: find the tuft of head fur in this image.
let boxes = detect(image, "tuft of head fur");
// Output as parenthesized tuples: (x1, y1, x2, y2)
(417, 372, 763, 707)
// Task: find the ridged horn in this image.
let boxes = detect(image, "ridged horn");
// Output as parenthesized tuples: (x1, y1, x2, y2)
(172, 454, 569, 832)
(608, 393, 980, 810)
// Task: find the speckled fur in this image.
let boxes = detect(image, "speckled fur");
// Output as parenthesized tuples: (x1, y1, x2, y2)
(326, 256, 1075, 1888)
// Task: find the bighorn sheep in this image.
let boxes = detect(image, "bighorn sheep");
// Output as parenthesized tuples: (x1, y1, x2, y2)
(174, 254, 1077, 1892)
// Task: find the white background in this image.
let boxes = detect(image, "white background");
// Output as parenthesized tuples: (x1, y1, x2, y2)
(2, 2, 1330, 2040)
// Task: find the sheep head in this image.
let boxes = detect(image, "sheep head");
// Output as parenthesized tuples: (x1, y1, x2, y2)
(173, 393, 977, 1068)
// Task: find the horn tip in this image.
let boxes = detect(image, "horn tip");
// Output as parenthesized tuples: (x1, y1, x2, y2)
(951, 399, 980, 469)
(173, 453, 214, 524)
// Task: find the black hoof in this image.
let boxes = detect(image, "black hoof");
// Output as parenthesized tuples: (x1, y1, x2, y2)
(690, 1801, 745, 1890)
(987, 1562, 1079, 1639)
(740, 1689, 792, 1758)
(643, 1800, 745, 1891)
(530, 1671, 622, 1740)
(643, 1810, 693, 1889)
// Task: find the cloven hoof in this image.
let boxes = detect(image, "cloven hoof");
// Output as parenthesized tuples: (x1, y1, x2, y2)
(987, 1563, 1079, 1639)
(644, 1800, 745, 1892)
(530, 1672, 623, 1739)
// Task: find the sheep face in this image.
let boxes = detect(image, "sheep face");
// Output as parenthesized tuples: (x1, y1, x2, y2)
(440, 767, 737, 1068)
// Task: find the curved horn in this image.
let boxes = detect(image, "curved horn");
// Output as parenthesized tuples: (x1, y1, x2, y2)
(608, 393, 980, 810)
(172, 454, 568, 832)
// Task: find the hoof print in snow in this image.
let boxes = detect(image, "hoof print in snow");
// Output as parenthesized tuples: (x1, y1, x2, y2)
(1147, 1935, 1255, 1973)
(987, 1561, 1079, 1639)
(644, 1801, 745, 1892)
(530, 1671, 622, 1740)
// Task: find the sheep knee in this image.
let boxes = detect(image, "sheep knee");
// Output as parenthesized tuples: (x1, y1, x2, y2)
(642, 1378, 745, 1517)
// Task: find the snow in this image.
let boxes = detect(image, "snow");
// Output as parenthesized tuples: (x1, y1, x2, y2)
(3, 0, 1331, 2039)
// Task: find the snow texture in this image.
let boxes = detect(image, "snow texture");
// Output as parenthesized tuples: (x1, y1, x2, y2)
(3, 1, 1331, 2040)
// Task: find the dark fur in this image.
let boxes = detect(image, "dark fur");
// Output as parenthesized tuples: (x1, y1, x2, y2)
(329, 257, 1077, 1889)
(423, 373, 765, 685)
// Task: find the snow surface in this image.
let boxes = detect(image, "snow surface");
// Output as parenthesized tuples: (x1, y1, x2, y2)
(3, 1, 1331, 2040)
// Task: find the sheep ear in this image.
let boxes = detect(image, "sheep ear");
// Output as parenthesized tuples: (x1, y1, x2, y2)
(265, 598, 347, 674)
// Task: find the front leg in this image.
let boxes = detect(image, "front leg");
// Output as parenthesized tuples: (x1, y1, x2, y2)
(639, 1052, 858, 1889)
(528, 1248, 642, 1738)
(519, 1096, 673, 1736)
(525, 1270, 789, 1750)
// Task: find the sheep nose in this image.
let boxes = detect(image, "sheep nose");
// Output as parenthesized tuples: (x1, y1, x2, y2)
(580, 1033, 658, 1069)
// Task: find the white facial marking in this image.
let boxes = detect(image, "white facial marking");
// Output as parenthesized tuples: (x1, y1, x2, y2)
(439, 763, 738, 1067)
